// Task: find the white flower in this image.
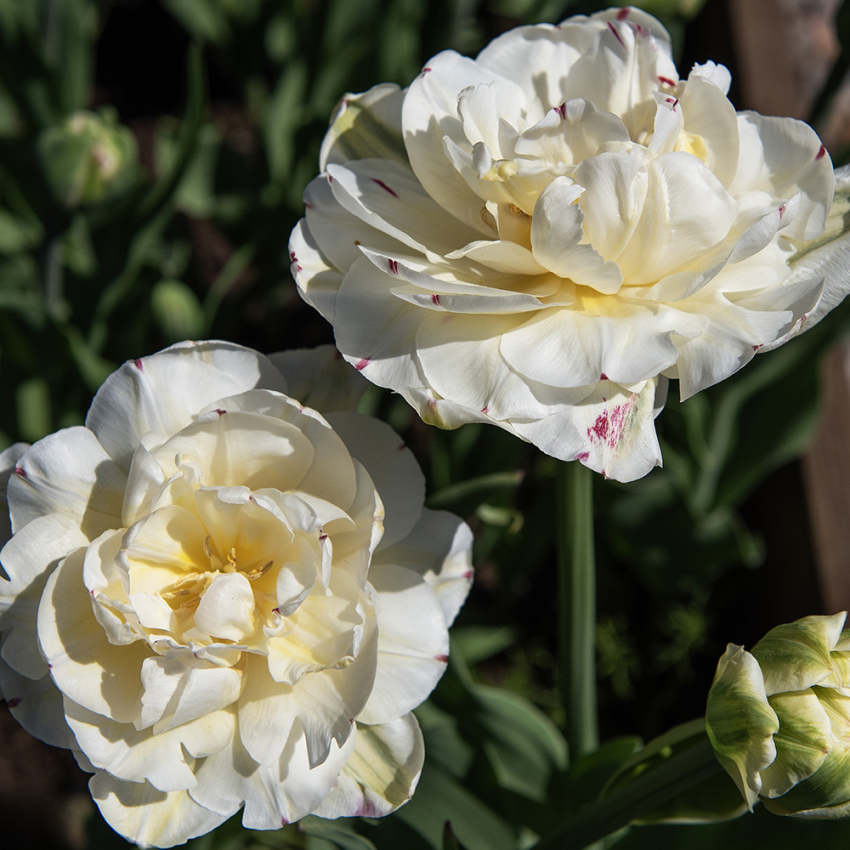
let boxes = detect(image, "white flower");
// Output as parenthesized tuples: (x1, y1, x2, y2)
(0, 341, 472, 848)
(290, 6, 850, 482)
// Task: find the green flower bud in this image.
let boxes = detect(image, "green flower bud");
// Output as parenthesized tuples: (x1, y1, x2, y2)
(38, 109, 137, 207)
(706, 613, 850, 818)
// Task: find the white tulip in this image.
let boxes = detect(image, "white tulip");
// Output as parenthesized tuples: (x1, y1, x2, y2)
(0, 341, 472, 848)
(291, 7, 850, 481)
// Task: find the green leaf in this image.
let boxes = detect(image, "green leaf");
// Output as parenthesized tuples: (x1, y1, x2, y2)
(472, 683, 568, 802)
(162, 0, 231, 44)
(451, 626, 519, 666)
(299, 818, 377, 850)
(442, 822, 470, 850)
(393, 762, 516, 850)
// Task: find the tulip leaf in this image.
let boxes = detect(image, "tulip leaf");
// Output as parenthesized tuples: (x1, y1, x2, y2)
(442, 822, 470, 850)
(299, 819, 378, 850)
(392, 762, 516, 850)
(473, 683, 568, 802)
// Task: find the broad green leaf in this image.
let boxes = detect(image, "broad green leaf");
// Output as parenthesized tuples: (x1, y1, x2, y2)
(393, 762, 516, 850)
(300, 818, 378, 850)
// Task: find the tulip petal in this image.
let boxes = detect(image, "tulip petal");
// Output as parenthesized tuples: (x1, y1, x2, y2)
(91, 771, 230, 849)
(706, 644, 779, 809)
(312, 714, 425, 818)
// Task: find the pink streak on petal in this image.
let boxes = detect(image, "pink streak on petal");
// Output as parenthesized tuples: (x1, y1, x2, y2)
(658, 75, 677, 87)
(388, 258, 399, 275)
(617, 7, 630, 20)
(431, 293, 441, 306)
(134, 358, 144, 371)
(371, 178, 399, 198)
(817, 145, 827, 160)
(607, 21, 626, 48)
(355, 358, 370, 371)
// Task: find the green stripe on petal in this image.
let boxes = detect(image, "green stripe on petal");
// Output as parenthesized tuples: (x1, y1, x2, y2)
(760, 689, 832, 798)
(320, 84, 408, 170)
(706, 644, 779, 808)
(766, 738, 850, 814)
(751, 613, 846, 696)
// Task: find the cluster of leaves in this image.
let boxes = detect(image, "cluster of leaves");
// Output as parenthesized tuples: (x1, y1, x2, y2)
(5, 1, 850, 849)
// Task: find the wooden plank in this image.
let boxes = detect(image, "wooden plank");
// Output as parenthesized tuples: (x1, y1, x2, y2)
(802, 343, 850, 612)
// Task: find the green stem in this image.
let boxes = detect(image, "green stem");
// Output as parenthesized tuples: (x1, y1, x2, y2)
(558, 460, 597, 760)
(532, 737, 722, 850)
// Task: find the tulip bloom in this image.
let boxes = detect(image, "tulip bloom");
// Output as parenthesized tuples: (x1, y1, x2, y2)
(707, 612, 850, 818)
(0, 342, 472, 848)
(291, 6, 850, 481)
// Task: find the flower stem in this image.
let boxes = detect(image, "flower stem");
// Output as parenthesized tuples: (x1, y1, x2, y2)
(532, 737, 722, 850)
(557, 460, 598, 760)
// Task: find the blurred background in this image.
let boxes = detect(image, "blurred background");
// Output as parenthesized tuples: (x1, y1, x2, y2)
(4, 0, 850, 848)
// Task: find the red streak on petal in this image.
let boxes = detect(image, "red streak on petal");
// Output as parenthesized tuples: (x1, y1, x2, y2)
(319, 533, 328, 540)
(817, 144, 827, 160)
(14, 466, 26, 478)
(574, 452, 590, 462)
(7, 698, 20, 708)
(435, 654, 449, 663)
(431, 293, 441, 306)
(463, 570, 474, 580)
(421, 66, 432, 74)
(778, 203, 786, 219)
(599, 373, 609, 381)
(589, 413, 609, 442)
(327, 173, 334, 183)
(752, 344, 763, 352)
(371, 178, 399, 198)
(481, 405, 490, 414)
(289, 251, 297, 262)
(134, 358, 144, 371)
(555, 102, 567, 120)
(607, 21, 626, 48)
(658, 75, 676, 86)
(617, 7, 630, 20)
(281, 818, 289, 827)
(388, 258, 399, 275)
(355, 358, 370, 371)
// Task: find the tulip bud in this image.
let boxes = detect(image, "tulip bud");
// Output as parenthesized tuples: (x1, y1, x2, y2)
(38, 109, 137, 207)
(706, 612, 850, 818)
